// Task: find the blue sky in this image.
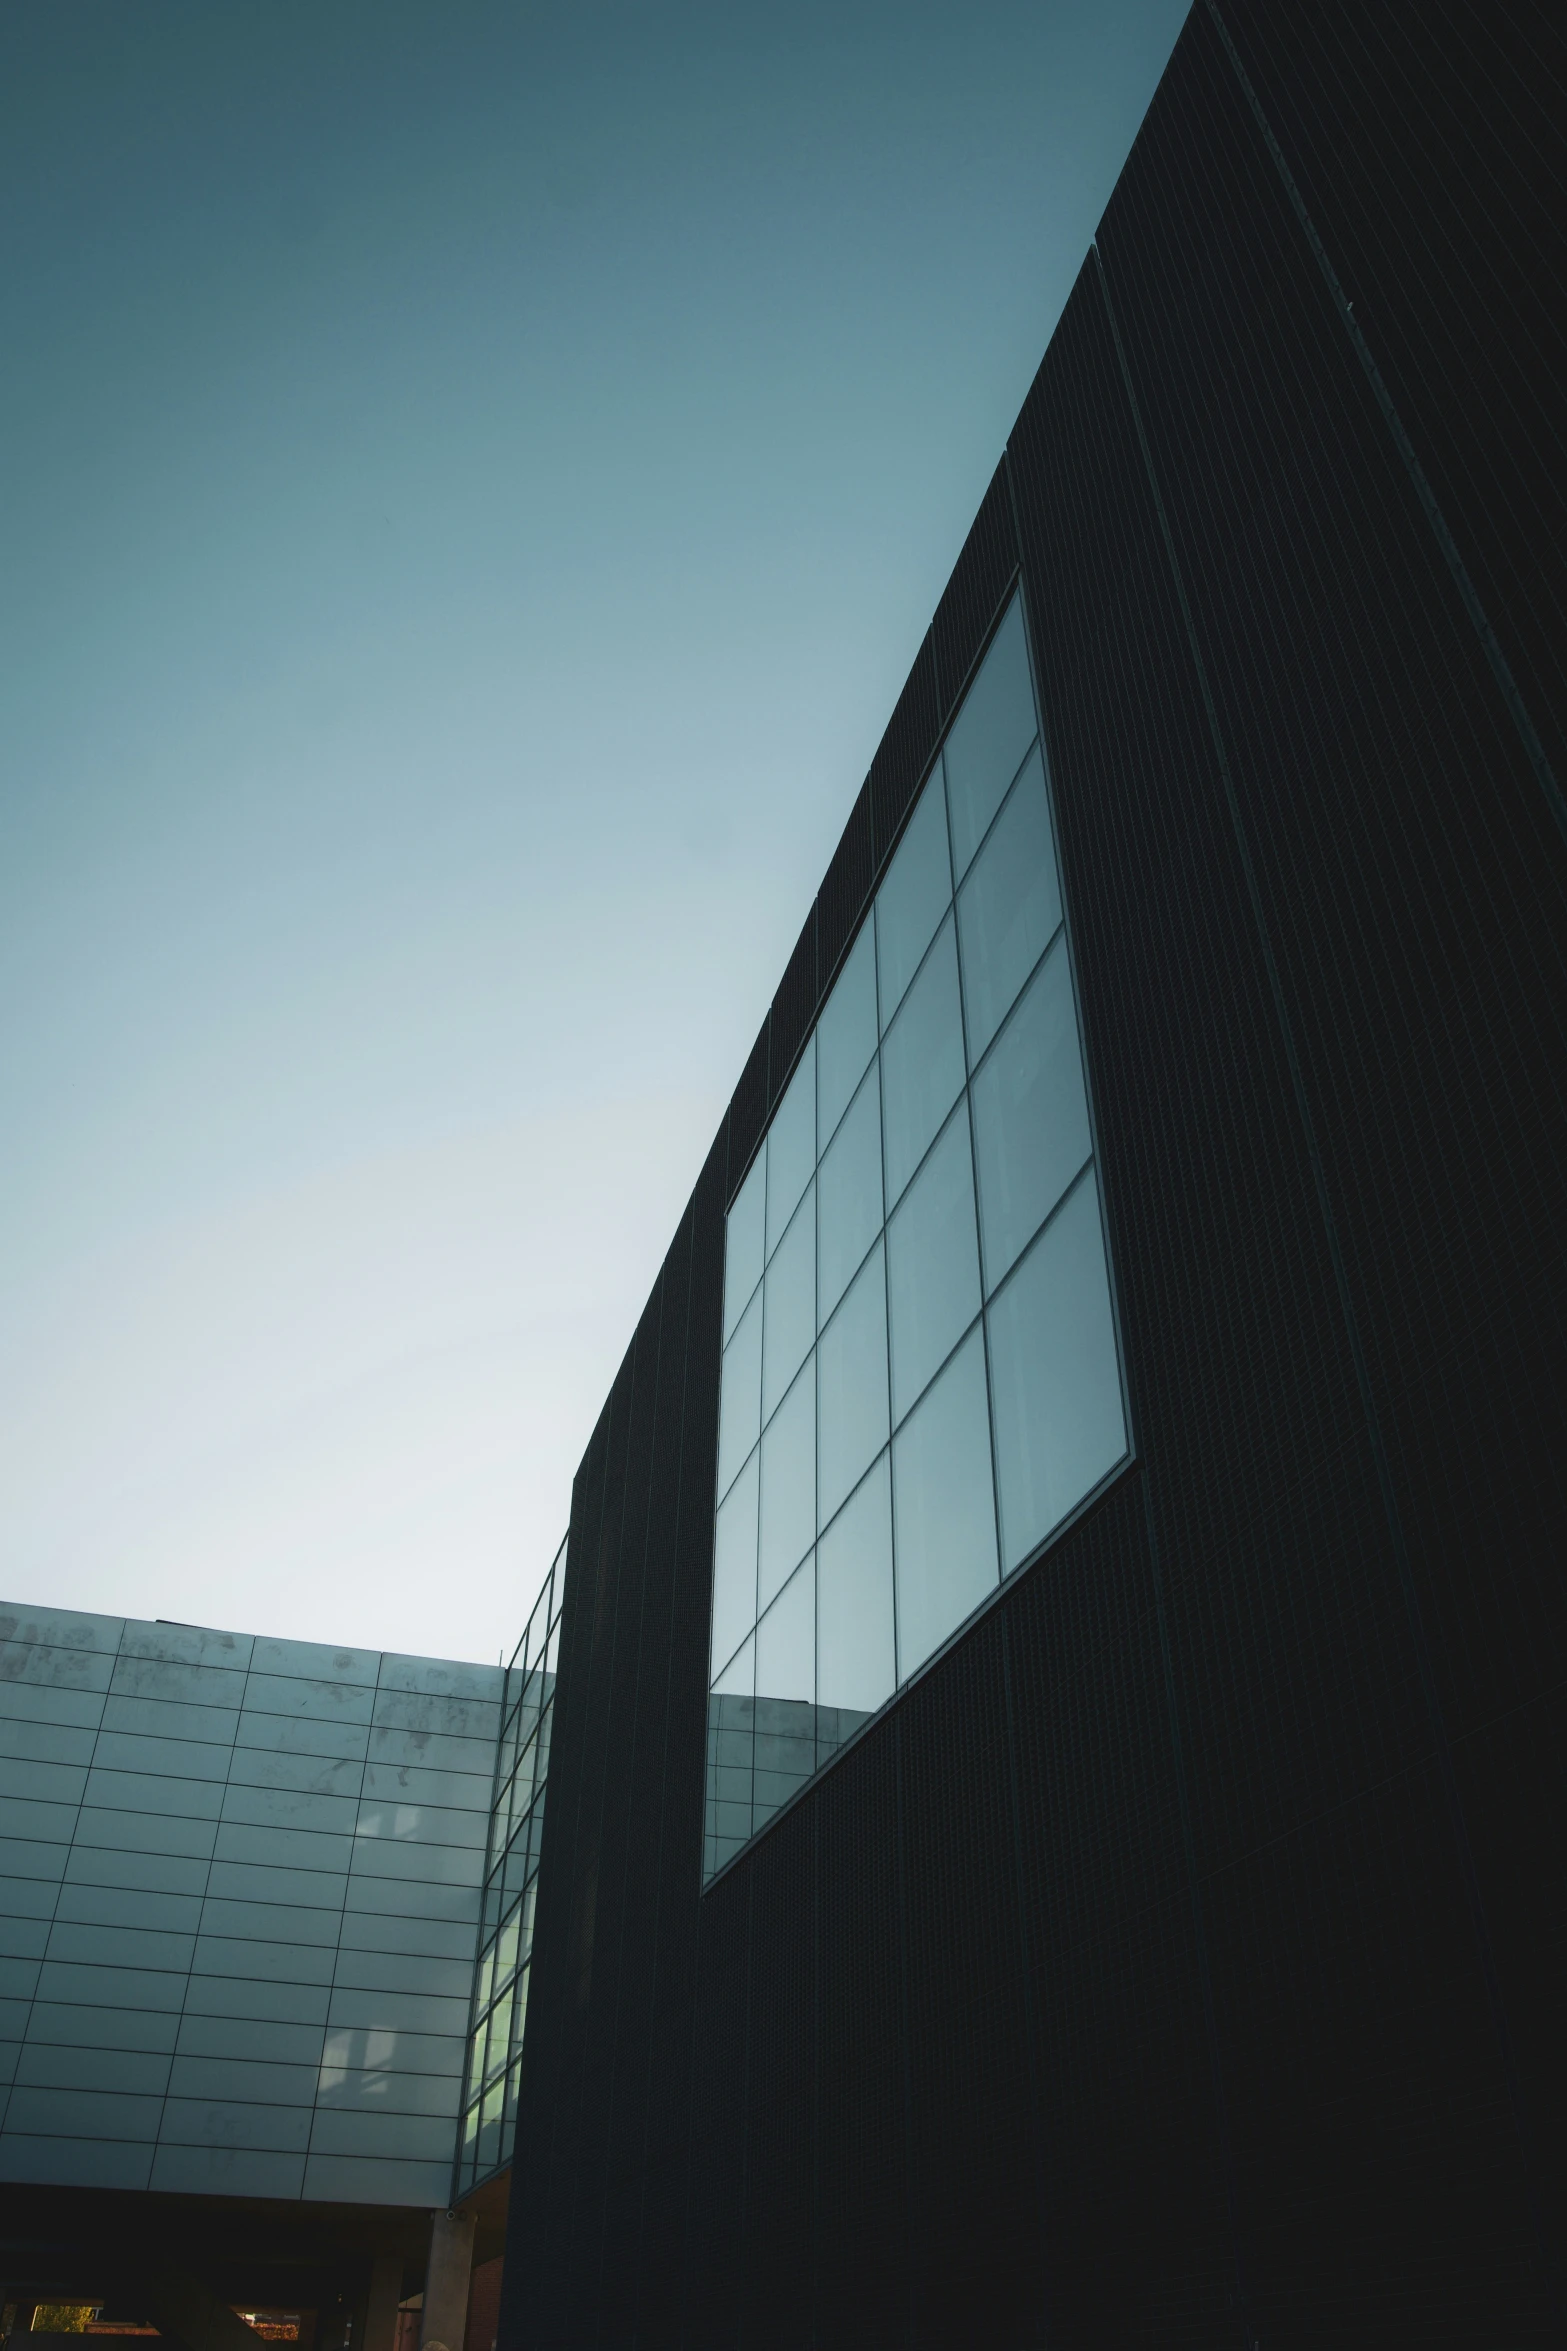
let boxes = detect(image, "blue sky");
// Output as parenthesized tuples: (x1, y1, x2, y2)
(0, 0, 1187, 1662)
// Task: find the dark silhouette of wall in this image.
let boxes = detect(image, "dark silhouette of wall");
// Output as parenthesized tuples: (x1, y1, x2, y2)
(498, 4, 1567, 2341)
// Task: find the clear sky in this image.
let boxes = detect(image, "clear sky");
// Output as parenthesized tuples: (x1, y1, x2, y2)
(0, 0, 1187, 1665)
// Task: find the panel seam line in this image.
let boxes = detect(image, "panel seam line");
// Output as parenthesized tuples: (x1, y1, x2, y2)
(1202, 0, 1567, 852)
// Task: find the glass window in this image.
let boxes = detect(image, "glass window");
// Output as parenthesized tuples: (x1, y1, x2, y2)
(761, 1182, 815, 1422)
(957, 745, 1062, 1065)
(943, 598, 1038, 881)
(716, 1284, 763, 1501)
(891, 1326, 998, 1678)
(817, 1241, 889, 1532)
(705, 588, 1126, 1886)
(816, 922, 878, 1146)
(817, 1063, 882, 1328)
(971, 940, 1091, 1295)
(880, 913, 964, 1208)
(765, 1039, 815, 1261)
(817, 1456, 895, 1717)
(723, 1150, 766, 1343)
(755, 1558, 814, 1704)
(758, 1356, 815, 1616)
(987, 1173, 1126, 1574)
(710, 1450, 759, 1678)
(875, 768, 951, 1027)
(886, 1098, 981, 1427)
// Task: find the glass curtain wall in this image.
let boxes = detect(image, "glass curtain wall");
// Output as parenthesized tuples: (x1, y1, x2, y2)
(705, 594, 1127, 1883)
(452, 1538, 565, 2197)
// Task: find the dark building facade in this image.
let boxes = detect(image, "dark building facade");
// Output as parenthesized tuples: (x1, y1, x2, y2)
(500, 3, 1567, 2343)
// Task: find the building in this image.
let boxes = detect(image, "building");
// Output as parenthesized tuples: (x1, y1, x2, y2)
(0, 1556, 563, 2351)
(6, 1, 1566, 2344)
(496, 2, 1567, 2344)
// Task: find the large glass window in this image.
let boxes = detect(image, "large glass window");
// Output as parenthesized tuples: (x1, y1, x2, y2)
(704, 591, 1127, 1885)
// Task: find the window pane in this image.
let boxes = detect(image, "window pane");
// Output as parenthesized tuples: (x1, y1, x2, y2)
(755, 1558, 814, 1703)
(723, 1150, 765, 1344)
(988, 1173, 1126, 1573)
(761, 1181, 815, 1422)
(766, 1037, 816, 1260)
(944, 598, 1038, 880)
(957, 745, 1062, 1065)
(881, 913, 964, 1207)
(712, 1634, 754, 1698)
(710, 1450, 759, 1678)
(817, 1062, 882, 1328)
(891, 1325, 997, 1680)
(817, 921, 878, 1147)
(758, 1356, 816, 1615)
(886, 1098, 981, 1427)
(818, 1241, 889, 1531)
(971, 940, 1092, 1295)
(716, 1284, 763, 1501)
(875, 770, 951, 1028)
(817, 1455, 896, 1717)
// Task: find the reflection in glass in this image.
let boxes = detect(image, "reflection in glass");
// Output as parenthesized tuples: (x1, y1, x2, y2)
(761, 1182, 815, 1422)
(880, 914, 965, 1207)
(891, 1326, 997, 1678)
(724, 1151, 766, 1343)
(817, 922, 878, 1147)
(758, 1357, 815, 1615)
(957, 746, 1061, 1065)
(971, 941, 1091, 1295)
(817, 1455, 896, 1717)
(716, 1284, 763, 1500)
(987, 1173, 1125, 1574)
(886, 1099, 981, 1427)
(875, 769, 951, 1027)
(943, 598, 1038, 880)
(710, 1451, 759, 1677)
(755, 1559, 814, 1702)
(766, 1039, 816, 1260)
(706, 1687, 754, 1864)
(712, 1632, 754, 1697)
(817, 1064, 883, 1327)
(817, 1241, 889, 1531)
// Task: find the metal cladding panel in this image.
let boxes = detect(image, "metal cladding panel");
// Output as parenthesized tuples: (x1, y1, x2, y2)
(867, 633, 941, 874)
(594, 1214, 693, 2348)
(1090, 15, 1566, 2329)
(767, 902, 819, 1114)
(726, 1019, 772, 1206)
(685, 1863, 750, 2348)
(811, 1721, 909, 2351)
(1005, 1476, 1234, 2342)
(498, 4, 1567, 2340)
(895, 1613, 1041, 2344)
(928, 457, 1019, 718)
(738, 1797, 815, 2351)
(561, 1281, 665, 2336)
(814, 779, 875, 1005)
(1215, 0, 1567, 807)
(628, 1152, 723, 2334)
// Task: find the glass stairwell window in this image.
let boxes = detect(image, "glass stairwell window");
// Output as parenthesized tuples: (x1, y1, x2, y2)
(704, 592, 1128, 1885)
(454, 1535, 566, 2197)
